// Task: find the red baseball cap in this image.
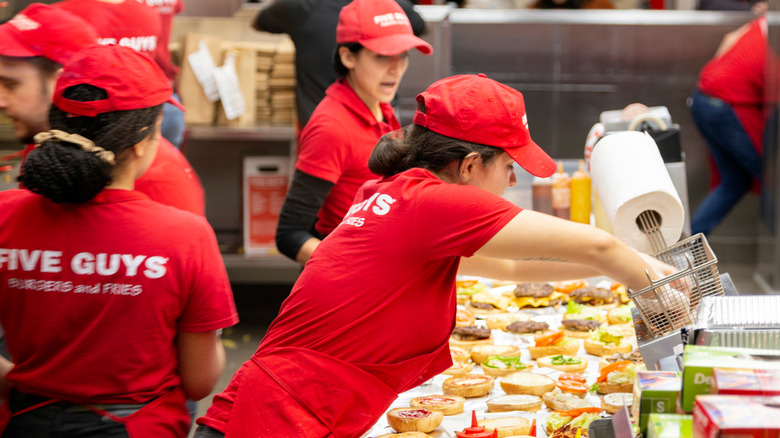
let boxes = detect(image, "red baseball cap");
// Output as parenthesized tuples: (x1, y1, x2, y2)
(53, 45, 185, 117)
(0, 3, 99, 65)
(413, 74, 557, 178)
(337, 0, 433, 56)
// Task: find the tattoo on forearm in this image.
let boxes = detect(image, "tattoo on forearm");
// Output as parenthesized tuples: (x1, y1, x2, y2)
(518, 256, 568, 263)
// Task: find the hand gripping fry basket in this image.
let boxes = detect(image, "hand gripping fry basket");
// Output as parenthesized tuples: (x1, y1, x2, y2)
(628, 233, 724, 337)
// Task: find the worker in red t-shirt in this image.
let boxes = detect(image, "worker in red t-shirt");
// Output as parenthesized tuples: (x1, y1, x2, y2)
(0, 3, 205, 216)
(0, 44, 238, 437)
(194, 74, 672, 438)
(142, 0, 187, 148)
(274, 0, 432, 264)
(55, 0, 187, 148)
(689, 15, 770, 235)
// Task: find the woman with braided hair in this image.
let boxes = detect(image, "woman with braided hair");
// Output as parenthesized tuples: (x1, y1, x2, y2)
(0, 45, 238, 437)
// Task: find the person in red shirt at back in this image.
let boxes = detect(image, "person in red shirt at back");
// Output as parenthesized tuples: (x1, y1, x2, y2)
(55, 0, 187, 148)
(688, 15, 771, 235)
(0, 3, 205, 216)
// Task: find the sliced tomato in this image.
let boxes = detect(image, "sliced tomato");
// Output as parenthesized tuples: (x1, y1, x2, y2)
(597, 360, 632, 382)
(553, 407, 602, 417)
(457, 280, 479, 288)
(554, 280, 587, 294)
(530, 418, 537, 437)
(557, 380, 589, 394)
(558, 373, 587, 384)
(535, 331, 564, 347)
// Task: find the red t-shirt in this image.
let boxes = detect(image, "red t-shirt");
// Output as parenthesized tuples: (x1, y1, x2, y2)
(698, 17, 766, 152)
(135, 138, 206, 216)
(296, 79, 401, 236)
(198, 168, 521, 433)
(143, 0, 184, 81)
(55, 0, 161, 58)
(0, 189, 238, 403)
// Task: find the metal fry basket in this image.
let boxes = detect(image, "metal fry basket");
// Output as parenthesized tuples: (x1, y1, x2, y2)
(628, 233, 724, 337)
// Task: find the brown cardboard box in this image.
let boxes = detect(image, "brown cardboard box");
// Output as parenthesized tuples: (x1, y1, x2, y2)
(178, 33, 223, 126)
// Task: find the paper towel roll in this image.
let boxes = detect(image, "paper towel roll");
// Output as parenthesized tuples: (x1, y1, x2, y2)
(590, 131, 684, 253)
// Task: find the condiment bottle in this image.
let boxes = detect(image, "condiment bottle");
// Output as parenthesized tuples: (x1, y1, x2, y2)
(551, 161, 570, 220)
(531, 176, 553, 215)
(570, 159, 591, 224)
(456, 411, 495, 438)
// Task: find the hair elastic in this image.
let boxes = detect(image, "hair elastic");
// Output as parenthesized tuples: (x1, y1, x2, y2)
(33, 129, 116, 165)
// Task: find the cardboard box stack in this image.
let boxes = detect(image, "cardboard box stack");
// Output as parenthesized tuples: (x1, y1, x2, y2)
(178, 32, 296, 128)
(268, 38, 296, 126)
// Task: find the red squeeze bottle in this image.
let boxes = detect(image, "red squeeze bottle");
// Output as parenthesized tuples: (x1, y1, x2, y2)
(456, 411, 495, 438)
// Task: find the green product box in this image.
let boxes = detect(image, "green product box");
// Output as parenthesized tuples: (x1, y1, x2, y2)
(681, 345, 780, 413)
(633, 370, 682, 436)
(647, 413, 693, 438)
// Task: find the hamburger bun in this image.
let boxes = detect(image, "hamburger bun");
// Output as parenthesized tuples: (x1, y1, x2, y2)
(456, 308, 477, 327)
(527, 338, 579, 360)
(450, 346, 471, 363)
(449, 336, 494, 352)
(601, 392, 634, 414)
(542, 387, 595, 411)
(536, 355, 588, 373)
(583, 337, 633, 357)
(596, 380, 633, 394)
(410, 395, 465, 416)
(442, 374, 495, 398)
(486, 312, 532, 331)
(478, 417, 531, 437)
(500, 372, 556, 396)
(441, 361, 474, 376)
(607, 305, 633, 325)
(481, 356, 534, 378)
(386, 408, 443, 434)
(470, 344, 523, 365)
(377, 433, 431, 438)
(487, 394, 543, 412)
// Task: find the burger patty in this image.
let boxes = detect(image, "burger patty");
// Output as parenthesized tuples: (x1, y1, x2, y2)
(514, 282, 554, 298)
(469, 301, 498, 310)
(452, 325, 491, 341)
(569, 286, 614, 305)
(562, 319, 602, 332)
(506, 320, 549, 334)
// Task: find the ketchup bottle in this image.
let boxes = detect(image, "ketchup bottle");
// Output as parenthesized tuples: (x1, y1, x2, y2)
(456, 411, 495, 438)
(551, 161, 571, 220)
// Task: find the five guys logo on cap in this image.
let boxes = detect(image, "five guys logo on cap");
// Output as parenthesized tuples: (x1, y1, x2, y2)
(8, 13, 40, 31)
(374, 12, 410, 28)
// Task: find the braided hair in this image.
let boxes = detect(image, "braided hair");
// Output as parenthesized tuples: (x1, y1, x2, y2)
(18, 84, 162, 203)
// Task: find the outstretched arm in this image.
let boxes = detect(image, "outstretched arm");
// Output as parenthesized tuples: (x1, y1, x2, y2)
(474, 209, 662, 292)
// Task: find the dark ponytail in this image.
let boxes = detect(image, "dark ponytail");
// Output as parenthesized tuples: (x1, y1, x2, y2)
(369, 124, 504, 178)
(18, 84, 162, 203)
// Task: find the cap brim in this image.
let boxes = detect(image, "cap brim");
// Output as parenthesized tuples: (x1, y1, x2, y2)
(167, 96, 186, 112)
(505, 140, 557, 178)
(360, 34, 433, 56)
(0, 26, 39, 58)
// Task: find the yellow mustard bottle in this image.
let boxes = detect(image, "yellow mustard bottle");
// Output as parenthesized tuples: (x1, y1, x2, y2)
(551, 161, 570, 220)
(570, 159, 591, 224)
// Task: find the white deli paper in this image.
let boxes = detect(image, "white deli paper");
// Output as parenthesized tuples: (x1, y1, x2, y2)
(590, 131, 684, 254)
(187, 40, 220, 103)
(213, 51, 246, 120)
